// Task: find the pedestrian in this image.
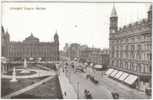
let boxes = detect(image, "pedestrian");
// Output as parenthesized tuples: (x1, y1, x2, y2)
(64, 91, 67, 96)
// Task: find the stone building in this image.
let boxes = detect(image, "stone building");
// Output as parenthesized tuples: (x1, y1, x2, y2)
(67, 43, 80, 60)
(108, 5, 152, 91)
(88, 49, 109, 68)
(1, 27, 59, 61)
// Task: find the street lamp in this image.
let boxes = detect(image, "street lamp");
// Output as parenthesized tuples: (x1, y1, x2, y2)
(77, 81, 79, 99)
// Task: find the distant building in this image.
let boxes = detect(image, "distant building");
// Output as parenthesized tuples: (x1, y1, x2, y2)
(1, 27, 59, 61)
(64, 43, 110, 68)
(68, 43, 80, 60)
(88, 49, 109, 68)
(79, 46, 91, 62)
(64, 43, 92, 61)
(109, 5, 152, 91)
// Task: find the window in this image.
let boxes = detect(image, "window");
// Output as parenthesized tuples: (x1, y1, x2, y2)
(150, 65, 152, 72)
(120, 62, 123, 68)
(131, 45, 135, 59)
(130, 63, 133, 70)
(125, 62, 128, 69)
(141, 65, 145, 73)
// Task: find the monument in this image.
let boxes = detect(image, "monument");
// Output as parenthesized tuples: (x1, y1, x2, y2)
(10, 67, 17, 82)
(20, 58, 30, 73)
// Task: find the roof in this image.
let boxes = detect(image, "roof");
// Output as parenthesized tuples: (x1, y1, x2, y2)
(24, 33, 39, 43)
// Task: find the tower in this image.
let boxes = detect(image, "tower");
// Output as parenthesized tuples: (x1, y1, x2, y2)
(1, 26, 5, 46)
(1, 26, 6, 57)
(148, 4, 152, 22)
(110, 5, 118, 34)
(54, 30, 59, 44)
(54, 30, 59, 61)
(5, 30, 10, 43)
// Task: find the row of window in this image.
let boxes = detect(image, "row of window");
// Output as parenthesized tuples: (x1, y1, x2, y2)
(8, 52, 58, 57)
(111, 51, 151, 61)
(111, 60, 151, 73)
(111, 33, 151, 44)
(111, 44, 151, 51)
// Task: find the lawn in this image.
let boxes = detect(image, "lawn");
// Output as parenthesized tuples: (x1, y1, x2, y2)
(1, 76, 47, 97)
(12, 75, 63, 99)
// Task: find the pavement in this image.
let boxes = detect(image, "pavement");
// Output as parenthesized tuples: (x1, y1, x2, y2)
(2, 68, 55, 79)
(58, 68, 77, 99)
(3, 76, 54, 99)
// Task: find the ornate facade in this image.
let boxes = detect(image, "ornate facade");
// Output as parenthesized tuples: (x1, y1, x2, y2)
(109, 5, 152, 90)
(1, 27, 59, 61)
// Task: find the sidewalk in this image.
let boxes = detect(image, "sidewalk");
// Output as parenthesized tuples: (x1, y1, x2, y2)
(2, 68, 55, 79)
(58, 69, 77, 99)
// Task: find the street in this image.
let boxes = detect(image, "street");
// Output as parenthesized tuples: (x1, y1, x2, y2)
(63, 64, 151, 99)
(65, 67, 112, 99)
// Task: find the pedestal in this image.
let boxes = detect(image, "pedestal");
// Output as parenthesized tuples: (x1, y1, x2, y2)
(20, 69, 30, 73)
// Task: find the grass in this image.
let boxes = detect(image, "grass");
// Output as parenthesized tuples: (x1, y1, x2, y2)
(1, 77, 46, 97)
(12, 76, 63, 99)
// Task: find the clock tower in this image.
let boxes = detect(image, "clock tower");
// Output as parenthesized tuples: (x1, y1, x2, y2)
(110, 5, 118, 34)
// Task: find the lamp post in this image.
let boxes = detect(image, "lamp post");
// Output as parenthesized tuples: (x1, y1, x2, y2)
(77, 81, 79, 99)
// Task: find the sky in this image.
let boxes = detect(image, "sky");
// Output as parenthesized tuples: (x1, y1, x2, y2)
(1, 1, 151, 50)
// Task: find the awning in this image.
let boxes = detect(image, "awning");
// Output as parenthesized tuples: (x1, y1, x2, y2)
(105, 69, 114, 76)
(114, 71, 123, 79)
(118, 72, 129, 81)
(124, 74, 138, 85)
(110, 70, 118, 77)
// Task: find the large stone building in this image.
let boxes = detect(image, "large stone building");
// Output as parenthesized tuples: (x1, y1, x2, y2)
(108, 5, 152, 91)
(64, 43, 110, 67)
(1, 27, 59, 61)
(88, 49, 109, 68)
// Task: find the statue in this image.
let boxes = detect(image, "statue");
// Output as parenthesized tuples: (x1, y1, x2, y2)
(20, 58, 30, 73)
(10, 67, 18, 82)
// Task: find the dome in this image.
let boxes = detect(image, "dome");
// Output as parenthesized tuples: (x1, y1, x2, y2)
(24, 33, 39, 43)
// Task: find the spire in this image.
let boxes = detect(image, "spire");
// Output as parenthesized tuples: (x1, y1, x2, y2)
(111, 3, 117, 17)
(30, 33, 33, 37)
(1, 25, 5, 33)
(6, 29, 9, 36)
(149, 4, 152, 11)
(54, 30, 59, 42)
(148, 4, 152, 22)
(54, 30, 58, 37)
